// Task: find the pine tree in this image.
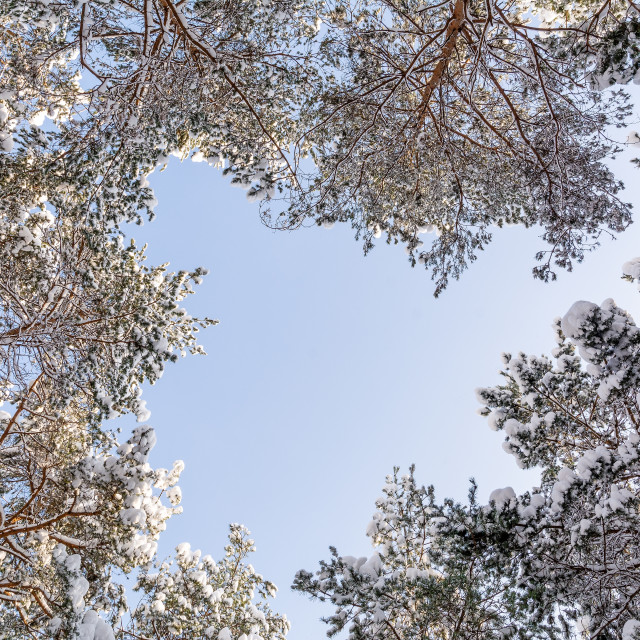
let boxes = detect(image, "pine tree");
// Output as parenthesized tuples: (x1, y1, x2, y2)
(273, 0, 636, 294)
(3, 0, 640, 293)
(296, 265, 640, 639)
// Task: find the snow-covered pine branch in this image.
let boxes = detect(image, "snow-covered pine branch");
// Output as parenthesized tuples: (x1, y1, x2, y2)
(124, 525, 289, 640)
(0, 411, 182, 635)
(297, 264, 640, 639)
(293, 467, 522, 640)
(3, 0, 640, 292)
(272, 0, 637, 294)
(0, 0, 322, 214)
(0, 166, 215, 426)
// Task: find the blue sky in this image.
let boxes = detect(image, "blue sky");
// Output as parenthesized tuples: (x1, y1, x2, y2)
(117, 127, 640, 639)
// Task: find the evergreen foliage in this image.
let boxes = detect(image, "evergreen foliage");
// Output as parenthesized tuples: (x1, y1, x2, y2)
(4, 0, 640, 637)
(295, 273, 640, 639)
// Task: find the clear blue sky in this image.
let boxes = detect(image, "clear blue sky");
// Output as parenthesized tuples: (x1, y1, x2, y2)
(117, 111, 640, 639)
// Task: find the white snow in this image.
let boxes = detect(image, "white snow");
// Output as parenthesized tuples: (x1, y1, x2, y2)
(489, 486, 516, 508)
(561, 301, 598, 340)
(77, 611, 115, 640)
